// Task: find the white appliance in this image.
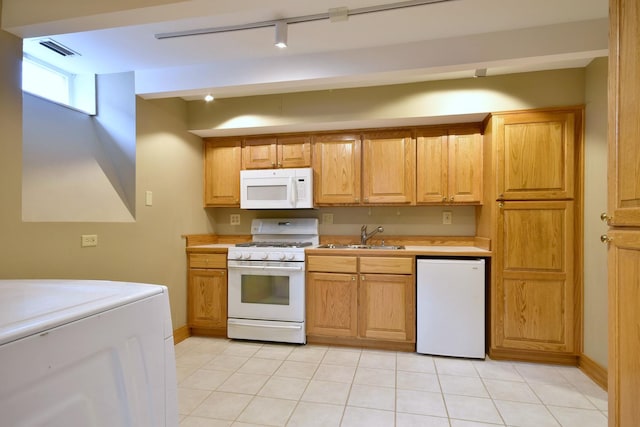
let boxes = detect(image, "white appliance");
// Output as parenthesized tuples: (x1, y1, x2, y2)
(0, 279, 178, 427)
(227, 218, 319, 344)
(416, 258, 486, 359)
(240, 167, 313, 209)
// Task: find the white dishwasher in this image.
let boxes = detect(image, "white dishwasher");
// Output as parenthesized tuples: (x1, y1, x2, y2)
(416, 258, 485, 359)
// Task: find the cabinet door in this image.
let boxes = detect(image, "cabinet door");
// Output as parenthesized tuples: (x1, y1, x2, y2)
(204, 139, 241, 206)
(448, 131, 483, 203)
(313, 134, 361, 205)
(188, 269, 227, 329)
(494, 201, 575, 353)
(278, 135, 311, 168)
(242, 137, 277, 169)
(607, 230, 640, 427)
(359, 273, 415, 342)
(306, 272, 358, 337)
(495, 111, 578, 200)
(362, 131, 415, 204)
(608, 0, 640, 227)
(416, 134, 448, 203)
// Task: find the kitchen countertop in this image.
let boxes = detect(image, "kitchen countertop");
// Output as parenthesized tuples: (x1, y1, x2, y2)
(187, 244, 491, 257)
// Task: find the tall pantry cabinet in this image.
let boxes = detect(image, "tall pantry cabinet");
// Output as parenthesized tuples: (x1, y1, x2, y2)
(607, 0, 640, 425)
(478, 107, 583, 364)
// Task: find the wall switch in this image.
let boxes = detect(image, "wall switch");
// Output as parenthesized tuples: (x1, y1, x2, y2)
(442, 210, 453, 225)
(81, 234, 98, 247)
(322, 213, 334, 224)
(145, 190, 153, 206)
(230, 214, 241, 225)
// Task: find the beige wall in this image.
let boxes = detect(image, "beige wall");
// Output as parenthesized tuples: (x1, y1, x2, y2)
(583, 57, 608, 368)
(0, 18, 213, 329)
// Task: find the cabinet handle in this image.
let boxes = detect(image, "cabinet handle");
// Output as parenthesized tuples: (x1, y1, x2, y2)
(442, 197, 447, 202)
(364, 197, 369, 202)
(361, 275, 365, 281)
(449, 196, 454, 202)
(600, 212, 611, 225)
(498, 202, 504, 208)
(355, 197, 360, 202)
(278, 162, 282, 167)
(351, 276, 356, 281)
(600, 234, 612, 243)
(271, 162, 275, 167)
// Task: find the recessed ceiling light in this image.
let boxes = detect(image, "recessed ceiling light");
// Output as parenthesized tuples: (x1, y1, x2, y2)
(204, 94, 214, 102)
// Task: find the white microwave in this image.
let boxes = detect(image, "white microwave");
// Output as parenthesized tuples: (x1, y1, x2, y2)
(240, 168, 313, 209)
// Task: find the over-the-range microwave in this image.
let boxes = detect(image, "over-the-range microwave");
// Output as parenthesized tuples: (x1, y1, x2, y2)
(240, 167, 313, 209)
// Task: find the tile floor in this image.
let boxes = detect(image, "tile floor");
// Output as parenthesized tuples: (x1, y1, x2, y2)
(175, 336, 607, 427)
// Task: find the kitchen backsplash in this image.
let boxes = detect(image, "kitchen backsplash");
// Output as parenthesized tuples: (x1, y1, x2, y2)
(210, 206, 476, 236)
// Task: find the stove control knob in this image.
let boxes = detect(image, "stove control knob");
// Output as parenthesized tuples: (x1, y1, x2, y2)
(274, 252, 285, 261)
(242, 253, 251, 260)
(286, 253, 296, 261)
(260, 253, 269, 260)
(233, 252, 243, 260)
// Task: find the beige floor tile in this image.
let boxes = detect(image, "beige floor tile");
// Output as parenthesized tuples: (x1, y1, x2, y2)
(313, 364, 356, 383)
(258, 376, 309, 400)
(286, 346, 328, 363)
(434, 357, 479, 377)
(514, 363, 569, 385)
(273, 360, 319, 379)
(286, 401, 344, 427)
(178, 387, 212, 415)
(177, 352, 217, 369)
(358, 351, 396, 370)
(253, 344, 295, 360)
(395, 412, 450, 427)
(203, 354, 251, 372)
(439, 375, 489, 398)
(301, 380, 351, 405)
(547, 406, 608, 427)
(181, 369, 232, 390)
(341, 406, 395, 427)
(494, 399, 560, 427)
(217, 372, 270, 394)
(397, 353, 436, 373)
(354, 367, 396, 387)
(191, 391, 252, 421)
(222, 342, 263, 357)
(322, 349, 361, 367)
(443, 394, 503, 425)
(449, 420, 506, 427)
(529, 382, 597, 409)
(177, 365, 200, 383)
(396, 371, 440, 392)
(180, 415, 233, 426)
(396, 389, 447, 417)
(347, 384, 395, 411)
(483, 378, 540, 404)
(236, 396, 297, 426)
(473, 360, 523, 382)
(237, 357, 283, 375)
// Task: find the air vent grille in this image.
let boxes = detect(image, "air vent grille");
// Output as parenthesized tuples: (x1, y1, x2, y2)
(38, 39, 79, 57)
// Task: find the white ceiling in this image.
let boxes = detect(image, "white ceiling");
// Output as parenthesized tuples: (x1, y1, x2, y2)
(4, 0, 608, 100)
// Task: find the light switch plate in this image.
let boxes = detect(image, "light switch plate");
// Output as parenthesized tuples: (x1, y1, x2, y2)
(230, 214, 241, 225)
(145, 191, 153, 206)
(81, 234, 98, 247)
(442, 211, 452, 225)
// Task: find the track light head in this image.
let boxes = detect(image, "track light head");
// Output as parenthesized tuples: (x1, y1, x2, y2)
(204, 94, 214, 102)
(275, 20, 288, 48)
(474, 68, 487, 78)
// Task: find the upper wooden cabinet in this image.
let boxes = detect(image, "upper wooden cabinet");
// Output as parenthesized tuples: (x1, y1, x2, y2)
(494, 110, 580, 200)
(313, 133, 361, 205)
(203, 138, 241, 207)
(416, 127, 483, 204)
(242, 135, 311, 169)
(362, 130, 415, 205)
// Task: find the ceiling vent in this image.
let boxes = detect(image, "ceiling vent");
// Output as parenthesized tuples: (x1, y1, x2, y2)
(38, 39, 79, 57)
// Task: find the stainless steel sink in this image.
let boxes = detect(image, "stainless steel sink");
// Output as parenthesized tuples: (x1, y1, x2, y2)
(317, 244, 405, 250)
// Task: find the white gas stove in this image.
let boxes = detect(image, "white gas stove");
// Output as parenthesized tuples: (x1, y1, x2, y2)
(226, 218, 318, 344)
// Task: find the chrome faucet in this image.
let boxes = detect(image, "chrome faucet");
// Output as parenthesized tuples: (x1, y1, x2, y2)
(361, 225, 384, 245)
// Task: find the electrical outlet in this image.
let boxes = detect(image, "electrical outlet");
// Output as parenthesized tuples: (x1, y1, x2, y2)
(230, 214, 241, 225)
(81, 234, 98, 247)
(442, 211, 453, 225)
(322, 213, 334, 224)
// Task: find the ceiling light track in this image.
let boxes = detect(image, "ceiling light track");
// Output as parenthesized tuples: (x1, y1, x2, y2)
(154, 0, 459, 40)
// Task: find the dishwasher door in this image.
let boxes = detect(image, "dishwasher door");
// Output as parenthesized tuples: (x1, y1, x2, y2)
(416, 258, 485, 358)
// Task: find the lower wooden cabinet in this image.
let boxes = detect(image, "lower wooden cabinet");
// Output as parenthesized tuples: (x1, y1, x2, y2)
(187, 252, 227, 336)
(306, 255, 415, 349)
(492, 201, 576, 360)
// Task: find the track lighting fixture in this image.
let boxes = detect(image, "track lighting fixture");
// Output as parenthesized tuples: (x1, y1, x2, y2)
(474, 68, 487, 78)
(274, 21, 288, 48)
(204, 94, 214, 102)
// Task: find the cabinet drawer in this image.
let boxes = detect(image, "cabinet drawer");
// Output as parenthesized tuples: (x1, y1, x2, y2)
(307, 256, 357, 273)
(360, 257, 413, 274)
(189, 253, 227, 269)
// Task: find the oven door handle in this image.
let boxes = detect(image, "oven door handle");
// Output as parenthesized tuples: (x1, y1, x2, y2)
(227, 264, 304, 272)
(229, 321, 303, 330)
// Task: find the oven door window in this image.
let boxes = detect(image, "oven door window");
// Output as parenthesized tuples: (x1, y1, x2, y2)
(241, 274, 290, 305)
